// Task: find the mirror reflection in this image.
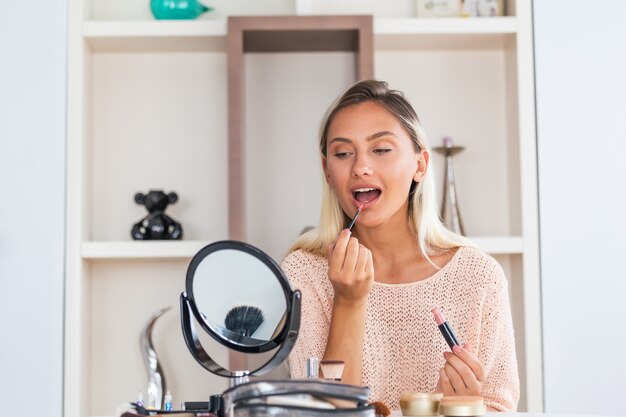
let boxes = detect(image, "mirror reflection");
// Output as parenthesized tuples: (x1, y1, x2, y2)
(192, 248, 287, 346)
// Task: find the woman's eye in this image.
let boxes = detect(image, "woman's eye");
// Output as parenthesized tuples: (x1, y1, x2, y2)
(374, 148, 392, 154)
(334, 152, 352, 158)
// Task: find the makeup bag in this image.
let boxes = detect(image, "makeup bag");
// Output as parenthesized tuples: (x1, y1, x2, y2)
(221, 380, 375, 417)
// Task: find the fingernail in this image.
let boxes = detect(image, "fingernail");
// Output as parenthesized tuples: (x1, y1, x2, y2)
(443, 352, 449, 359)
(453, 345, 462, 354)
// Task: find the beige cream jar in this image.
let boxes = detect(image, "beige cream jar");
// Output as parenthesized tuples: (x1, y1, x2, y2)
(400, 392, 443, 416)
(438, 396, 486, 417)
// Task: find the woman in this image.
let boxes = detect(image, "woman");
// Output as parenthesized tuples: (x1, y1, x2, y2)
(281, 80, 519, 411)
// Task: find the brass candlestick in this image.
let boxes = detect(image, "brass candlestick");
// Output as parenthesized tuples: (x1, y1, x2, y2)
(433, 137, 466, 235)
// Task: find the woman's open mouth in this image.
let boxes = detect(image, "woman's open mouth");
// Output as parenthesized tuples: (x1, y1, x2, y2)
(351, 187, 381, 209)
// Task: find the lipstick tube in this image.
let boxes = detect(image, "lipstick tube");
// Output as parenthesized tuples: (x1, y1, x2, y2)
(431, 307, 460, 350)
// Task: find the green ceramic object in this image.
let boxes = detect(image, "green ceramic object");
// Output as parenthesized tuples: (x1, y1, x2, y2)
(150, 0, 213, 20)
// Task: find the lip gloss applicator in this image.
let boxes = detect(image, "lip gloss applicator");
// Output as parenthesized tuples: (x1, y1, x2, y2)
(431, 307, 461, 350)
(347, 203, 364, 231)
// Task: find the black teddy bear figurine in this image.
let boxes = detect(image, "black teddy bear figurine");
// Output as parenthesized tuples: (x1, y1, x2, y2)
(131, 190, 183, 240)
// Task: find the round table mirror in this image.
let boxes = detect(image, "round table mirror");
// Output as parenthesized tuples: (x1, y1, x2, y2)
(180, 240, 301, 379)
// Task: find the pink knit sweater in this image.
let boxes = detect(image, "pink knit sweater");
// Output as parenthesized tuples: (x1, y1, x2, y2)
(281, 246, 519, 411)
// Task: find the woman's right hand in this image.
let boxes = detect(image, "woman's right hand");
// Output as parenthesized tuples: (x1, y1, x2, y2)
(327, 229, 374, 305)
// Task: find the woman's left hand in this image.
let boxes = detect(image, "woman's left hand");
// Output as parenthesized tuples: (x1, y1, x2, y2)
(438, 344, 484, 396)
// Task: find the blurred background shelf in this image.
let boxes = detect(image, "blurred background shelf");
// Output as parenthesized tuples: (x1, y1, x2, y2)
(81, 240, 212, 259)
(80, 236, 524, 259)
(374, 16, 516, 34)
(83, 17, 516, 52)
(83, 20, 227, 51)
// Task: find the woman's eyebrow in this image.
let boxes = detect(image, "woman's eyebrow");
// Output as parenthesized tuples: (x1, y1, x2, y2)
(367, 131, 397, 141)
(328, 137, 352, 145)
(329, 131, 397, 145)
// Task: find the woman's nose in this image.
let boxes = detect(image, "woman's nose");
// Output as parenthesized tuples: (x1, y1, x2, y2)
(352, 154, 373, 177)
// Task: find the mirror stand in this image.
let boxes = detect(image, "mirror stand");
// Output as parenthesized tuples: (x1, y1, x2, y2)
(180, 290, 301, 384)
(230, 371, 249, 388)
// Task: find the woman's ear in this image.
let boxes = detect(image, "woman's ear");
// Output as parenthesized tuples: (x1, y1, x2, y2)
(322, 156, 331, 184)
(413, 150, 429, 183)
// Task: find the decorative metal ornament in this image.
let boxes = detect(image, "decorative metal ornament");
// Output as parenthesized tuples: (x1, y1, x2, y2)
(140, 306, 171, 410)
(433, 137, 466, 236)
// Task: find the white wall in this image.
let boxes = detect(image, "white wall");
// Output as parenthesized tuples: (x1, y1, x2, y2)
(0, 0, 67, 415)
(534, 1, 626, 414)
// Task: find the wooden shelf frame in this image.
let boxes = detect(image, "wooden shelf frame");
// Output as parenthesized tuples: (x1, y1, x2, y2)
(226, 15, 374, 240)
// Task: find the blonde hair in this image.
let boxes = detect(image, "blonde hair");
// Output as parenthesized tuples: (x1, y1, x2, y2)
(288, 80, 474, 266)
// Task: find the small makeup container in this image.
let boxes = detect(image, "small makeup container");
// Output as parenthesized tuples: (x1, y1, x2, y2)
(306, 357, 319, 379)
(399, 392, 443, 416)
(438, 396, 486, 417)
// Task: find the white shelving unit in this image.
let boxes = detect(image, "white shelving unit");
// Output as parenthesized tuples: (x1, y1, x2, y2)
(66, 1, 542, 416)
(81, 237, 524, 259)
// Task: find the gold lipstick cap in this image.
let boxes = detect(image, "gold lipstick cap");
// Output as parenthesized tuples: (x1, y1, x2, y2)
(400, 392, 443, 416)
(438, 396, 486, 417)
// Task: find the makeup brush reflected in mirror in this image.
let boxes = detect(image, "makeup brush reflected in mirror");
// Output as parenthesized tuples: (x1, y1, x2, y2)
(224, 305, 265, 338)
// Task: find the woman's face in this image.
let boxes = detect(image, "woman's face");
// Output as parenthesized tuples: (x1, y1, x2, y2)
(323, 101, 428, 230)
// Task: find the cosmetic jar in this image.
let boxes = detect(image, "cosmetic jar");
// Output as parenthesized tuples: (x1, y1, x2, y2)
(399, 392, 443, 416)
(438, 396, 486, 417)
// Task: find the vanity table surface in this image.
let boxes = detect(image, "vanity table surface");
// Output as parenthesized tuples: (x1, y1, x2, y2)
(100, 412, 618, 417)
(99, 411, 618, 417)
(389, 413, 616, 417)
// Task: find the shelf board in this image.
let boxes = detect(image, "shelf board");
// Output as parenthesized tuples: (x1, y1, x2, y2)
(375, 17, 516, 50)
(83, 17, 517, 52)
(84, 19, 227, 37)
(83, 20, 227, 52)
(375, 17, 516, 35)
(81, 240, 212, 259)
(81, 236, 522, 259)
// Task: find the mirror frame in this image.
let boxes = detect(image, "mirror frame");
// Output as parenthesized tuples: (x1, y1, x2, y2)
(180, 240, 301, 378)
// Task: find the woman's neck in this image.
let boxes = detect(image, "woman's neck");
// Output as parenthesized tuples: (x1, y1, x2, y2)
(352, 213, 449, 284)
(353, 217, 418, 260)
(353, 214, 423, 277)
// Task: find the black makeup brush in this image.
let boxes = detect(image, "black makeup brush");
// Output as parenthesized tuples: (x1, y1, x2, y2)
(224, 305, 264, 337)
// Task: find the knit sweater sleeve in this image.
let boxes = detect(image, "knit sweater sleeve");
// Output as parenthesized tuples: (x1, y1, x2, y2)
(280, 250, 331, 379)
(478, 259, 520, 411)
